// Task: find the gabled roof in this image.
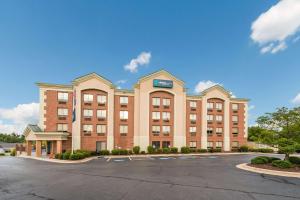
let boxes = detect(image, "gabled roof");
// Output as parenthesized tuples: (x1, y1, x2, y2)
(136, 69, 185, 87)
(72, 72, 115, 88)
(201, 84, 232, 97)
(36, 82, 73, 89)
(23, 124, 42, 137)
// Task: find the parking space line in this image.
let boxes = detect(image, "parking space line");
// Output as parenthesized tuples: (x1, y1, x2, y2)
(106, 157, 111, 162)
(128, 156, 132, 161)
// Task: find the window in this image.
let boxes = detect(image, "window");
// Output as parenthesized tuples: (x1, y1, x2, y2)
(216, 127, 223, 134)
(120, 96, 128, 104)
(152, 112, 160, 120)
(162, 141, 170, 148)
(83, 125, 93, 133)
(207, 127, 213, 135)
(190, 101, 197, 108)
(84, 94, 93, 102)
(97, 110, 106, 119)
(189, 141, 197, 148)
(207, 102, 214, 109)
(97, 95, 106, 104)
(152, 141, 160, 149)
(216, 115, 223, 121)
(58, 108, 68, 116)
(207, 141, 213, 148)
(216, 103, 222, 110)
(232, 103, 238, 110)
(162, 112, 170, 121)
(57, 124, 68, 132)
(232, 115, 238, 122)
(152, 126, 160, 134)
(162, 126, 170, 134)
(83, 109, 93, 117)
(190, 126, 196, 133)
(97, 125, 106, 134)
(152, 97, 160, 106)
(120, 111, 128, 120)
(232, 141, 239, 148)
(207, 115, 213, 121)
(190, 114, 196, 121)
(232, 127, 239, 135)
(216, 141, 223, 148)
(58, 92, 68, 102)
(120, 125, 128, 135)
(162, 98, 170, 106)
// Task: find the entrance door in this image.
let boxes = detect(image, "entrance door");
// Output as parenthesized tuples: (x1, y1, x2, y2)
(96, 141, 106, 152)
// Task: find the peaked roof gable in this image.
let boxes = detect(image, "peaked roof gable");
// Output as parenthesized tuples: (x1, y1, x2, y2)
(201, 85, 232, 97)
(72, 72, 115, 87)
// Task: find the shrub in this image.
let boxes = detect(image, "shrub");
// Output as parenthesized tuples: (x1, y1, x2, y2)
(162, 148, 171, 154)
(120, 149, 128, 155)
(111, 149, 128, 155)
(128, 150, 133, 155)
(62, 151, 71, 160)
(239, 145, 249, 152)
(141, 151, 146, 154)
(111, 149, 119, 155)
(272, 160, 292, 168)
(197, 149, 208, 153)
(70, 153, 81, 160)
(0, 153, 5, 156)
(133, 146, 140, 154)
(181, 147, 190, 154)
(251, 156, 269, 164)
(91, 151, 98, 156)
(10, 148, 16, 156)
(156, 148, 163, 154)
(170, 147, 178, 153)
(75, 150, 91, 158)
(289, 156, 300, 165)
(258, 148, 274, 153)
(55, 153, 62, 159)
(189, 148, 197, 153)
(147, 146, 155, 154)
(99, 150, 110, 156)
(231, 148, 239, 152)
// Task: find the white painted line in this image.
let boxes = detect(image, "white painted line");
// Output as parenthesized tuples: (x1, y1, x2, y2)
(208, 156, 217, 159)
(106, 157, 111, 162)
(128, 156, 132, 161)
(114, 159, 125, 162)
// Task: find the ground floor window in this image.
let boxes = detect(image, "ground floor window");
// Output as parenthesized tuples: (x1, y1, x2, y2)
(207, 141, 213, 149)
(232, 141, 239, 148)
(189, 141, 197, 148)
(216, 141, 223, 148)
(162, 141, 170, 148)
(152, 141, 160, 149)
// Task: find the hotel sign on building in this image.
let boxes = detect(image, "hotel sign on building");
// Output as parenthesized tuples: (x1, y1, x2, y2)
(24, 69, 249, 157)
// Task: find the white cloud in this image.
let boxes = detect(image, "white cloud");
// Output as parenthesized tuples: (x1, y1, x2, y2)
(124, 52, 151, 73)
(292, 93, 300, 105)
(248, 105, 255, 111)
(0, 103, 39, 134)
(194, 80, 220, 93)
(251, 0, 300, 54)
(116, 79, 127, 84)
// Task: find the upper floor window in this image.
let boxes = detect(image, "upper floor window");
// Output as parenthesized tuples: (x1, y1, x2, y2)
(232, 103, 239, 110)
(152, 125, 160, 134)
(207, 115, 213, 121)
(190, 101, 197, 108)
(120, 96, 128, 105)
(120, 111, 128, 120)
(216, 115, 223, 122)
(190, 126, 196, 133)
(83, 124, 93, 133)
(83, 109, 93, 118)
(97, 125, 106, 134)
(152, 112, 160, 120)
(232, 127, 239, 135)
(216, 103, 222, 110)
(190, 114, 196, 121)
(162, 126, 170, 134)
(84, 94, 93, 102)
(216, 127, 223, 134)
(207, 127, 213, 135)
(97, 95, 106, 104)
(97, 110, 106, 119)
(58, 108, 68, 116)
(207, 102, 214, 109)
(58, 92, 68, 102)
(232, 115, 238, 122)
(57, 123, 68, 132)
(120, 125, 128, 135)
(162, 112, 170, 121)
(162, 98, 170, 107)
(152, 97, 160, 106)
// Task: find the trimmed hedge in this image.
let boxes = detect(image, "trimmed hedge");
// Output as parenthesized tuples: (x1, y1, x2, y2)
(249, 148, 274, 153)
(239, 145, 249, 152)
(251, 156, 269, 164)
(181, 147, 190, 154)
(197, 149, 208, 153)
(99, 150, 110, 156)
(147, 146, 155, 154)
(62, 151, 71, 160)
(133, 146, 140, 154)
(272, 160, 292, 168)
(162, 148, 171, 154)
(289, 156, 300, 165)
(170, 147, 178, 153)
(111, 149, 129, 155)
(0, 153, 5, 156)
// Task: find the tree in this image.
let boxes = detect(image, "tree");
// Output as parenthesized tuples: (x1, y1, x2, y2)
(0, 133, 25, 143)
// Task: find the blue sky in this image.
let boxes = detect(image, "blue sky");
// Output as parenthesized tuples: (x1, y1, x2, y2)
(0, 0, 300, 134)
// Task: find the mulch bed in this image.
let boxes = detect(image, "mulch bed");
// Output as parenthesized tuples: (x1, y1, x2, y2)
(248, 163, 300, 172)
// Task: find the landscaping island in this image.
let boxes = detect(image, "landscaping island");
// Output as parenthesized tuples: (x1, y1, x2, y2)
(249, 156, 300, 172)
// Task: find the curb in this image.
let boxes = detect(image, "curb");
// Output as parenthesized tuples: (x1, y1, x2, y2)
(18, 155, 98, 164)
(236, 163, 300, 178)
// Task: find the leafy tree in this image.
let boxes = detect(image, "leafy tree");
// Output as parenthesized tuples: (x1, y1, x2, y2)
(0, 133, 25, 143)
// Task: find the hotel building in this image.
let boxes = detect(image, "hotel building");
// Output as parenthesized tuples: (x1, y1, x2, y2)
(24, 70, 249, 157)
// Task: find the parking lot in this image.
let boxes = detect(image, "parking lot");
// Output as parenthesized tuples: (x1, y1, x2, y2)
(1, 154, 300, 200)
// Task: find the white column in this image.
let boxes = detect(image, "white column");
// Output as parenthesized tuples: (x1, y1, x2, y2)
(223, 100, 230, 151)
(201, 97, 207, 149)
(39, 88, 46, 131)
(72, 88, 81, 150)
(106, 91, 114, 151)
(244, 103, 248, 138)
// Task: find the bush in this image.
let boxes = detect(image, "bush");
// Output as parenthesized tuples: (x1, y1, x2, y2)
(128, 150, 133, 155)
(111, 149, 119, 155)
(141, 151, 146, 154)
(231, 148, 239, 152)
(75, 150, 91, 158)
(111, 149, 129, 155)
(10, 148, 16, 156)
(251, 156, 269, 164)
(162, 148, 171, 154)
(189, 148, 197, 153)
(181, 147, 190, 154)
(239, 145, 249, 152)
(0, 153, 5, 156)
(289, 156, 300, 165)
(99, 150, 110, 156)
(272, 160, 292, 168)
(133, 146, 140, 154)
(197, 149, 208, 153)
(258, 148, 274, 153)
(170, 147, 178, 153)
(70, 153, 81, 160)
(62, 151, 71, 160)
(55, 153, 62, 159)
(156, 148, 163, 154)
(147, 146, 155, 154)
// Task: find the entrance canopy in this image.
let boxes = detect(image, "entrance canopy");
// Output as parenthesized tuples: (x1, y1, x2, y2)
(24, 125, 69, 141)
